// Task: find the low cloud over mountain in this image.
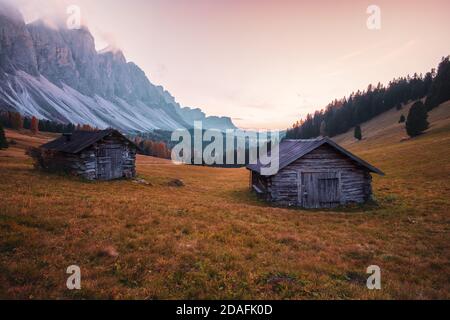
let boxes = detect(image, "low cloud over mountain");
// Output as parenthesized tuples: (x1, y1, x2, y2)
(0, 1, 236, 132)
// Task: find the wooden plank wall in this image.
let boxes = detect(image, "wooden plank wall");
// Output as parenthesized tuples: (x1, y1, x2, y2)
(40, 135, 137, 181)
(267, 144, 372, 206)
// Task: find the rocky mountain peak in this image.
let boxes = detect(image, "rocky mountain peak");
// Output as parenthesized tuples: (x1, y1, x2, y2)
(0, 3, 236, 132)
(0, 1, 38, 76)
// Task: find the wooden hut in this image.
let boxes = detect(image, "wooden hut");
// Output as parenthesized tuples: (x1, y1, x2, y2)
(246, 137, 384, 208)
(36, 129, 139, 180)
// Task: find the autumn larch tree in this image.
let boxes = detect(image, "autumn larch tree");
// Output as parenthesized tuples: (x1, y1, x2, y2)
(80, 124, 97, 131)
(406, 101, 429, 137)
(31, 116, 39, 134)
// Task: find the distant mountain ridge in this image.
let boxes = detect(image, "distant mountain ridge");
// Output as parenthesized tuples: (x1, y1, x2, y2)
(0, 2, 236, 132)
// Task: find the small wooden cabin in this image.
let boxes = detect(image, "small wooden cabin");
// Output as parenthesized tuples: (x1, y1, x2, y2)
(37, 129, 139, 181)
(247, 137, 384, 208)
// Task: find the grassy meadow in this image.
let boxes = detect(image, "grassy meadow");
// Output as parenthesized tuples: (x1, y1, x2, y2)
(0, 102, 449, 299)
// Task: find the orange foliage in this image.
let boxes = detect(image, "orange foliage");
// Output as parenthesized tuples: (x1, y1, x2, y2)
(77, 124, 97, 131)
(140, 139, 171, 159)
(31, 116, 39, 134)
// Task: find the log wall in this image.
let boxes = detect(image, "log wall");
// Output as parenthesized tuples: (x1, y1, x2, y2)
(39, 135, 137, 181)
(261, 144, 372, 207)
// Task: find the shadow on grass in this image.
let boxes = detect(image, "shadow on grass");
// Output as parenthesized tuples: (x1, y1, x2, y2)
(227, 189, 384, 214)
(227, 189, 268, 207)
(27, 166, 139, 186)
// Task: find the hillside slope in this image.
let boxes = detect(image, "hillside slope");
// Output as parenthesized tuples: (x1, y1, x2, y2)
(0, 101, 449, 299)
(333, 100, 450, 148)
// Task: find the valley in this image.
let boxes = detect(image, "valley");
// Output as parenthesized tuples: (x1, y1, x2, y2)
(1, 101, 449, 299)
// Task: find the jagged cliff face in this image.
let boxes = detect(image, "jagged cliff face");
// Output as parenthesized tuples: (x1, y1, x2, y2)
(0, 3, 38, 77)
(0, 2, 236, 132)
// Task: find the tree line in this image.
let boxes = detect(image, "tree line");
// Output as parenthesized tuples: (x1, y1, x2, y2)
(0, 111, 77, 134)
(133, 128, 276, 167)
(286, 56, 450, 139)
(133, 137, 172, 159)
(0, 111, 173, 159)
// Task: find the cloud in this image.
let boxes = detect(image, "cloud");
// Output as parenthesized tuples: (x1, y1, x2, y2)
(320, 70, 343, 78)
(9, 0, 120, 51)
(336, 50, 364, 62)
(12, 0, 68, 24)
(378, 40, 417, 62)
(0, 0, 25, 22)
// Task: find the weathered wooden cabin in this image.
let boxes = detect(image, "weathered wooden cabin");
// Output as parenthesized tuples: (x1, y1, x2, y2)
(247, 137, 384, 208)
(36, 129, 139, 180)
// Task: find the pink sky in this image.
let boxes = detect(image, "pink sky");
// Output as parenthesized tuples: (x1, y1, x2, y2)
(16, 0, 450, 129)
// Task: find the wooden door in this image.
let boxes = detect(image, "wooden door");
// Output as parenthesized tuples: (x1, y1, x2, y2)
(108, 148, 123, 179)
(97, 147, 123, 180)
(97, 151, 111, 180)
(299, 172, 341, 208)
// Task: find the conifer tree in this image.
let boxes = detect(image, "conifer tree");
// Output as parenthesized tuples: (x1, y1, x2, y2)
(354, 125, 362, 141)
(0, 122, 8, 149)
(319, 120, 327, 137)
(406, 101, 429, 137)
(10, 112, 23, 130)
(425, 56, 450, 110)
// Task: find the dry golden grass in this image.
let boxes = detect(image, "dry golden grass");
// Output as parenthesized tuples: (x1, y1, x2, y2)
(334, 100, 450, 148)
(0, 103, 449, 300)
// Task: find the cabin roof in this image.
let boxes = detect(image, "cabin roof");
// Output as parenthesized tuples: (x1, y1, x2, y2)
(40, 129, 140, 154)
(246, 137, 384, 176)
